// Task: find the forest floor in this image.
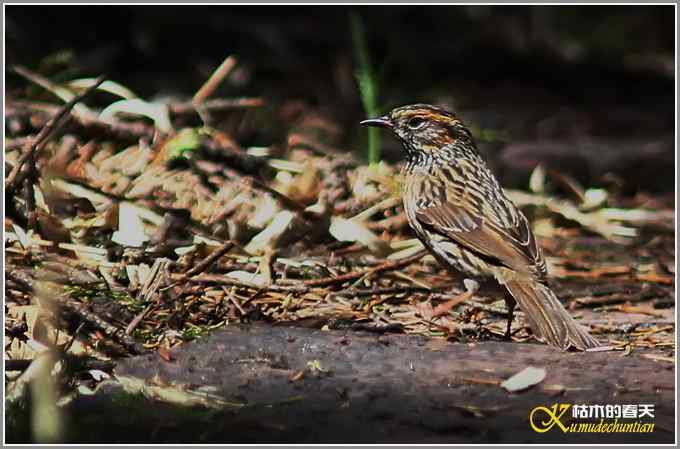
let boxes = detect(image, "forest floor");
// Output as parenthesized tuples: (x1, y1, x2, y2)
(4, 61, 675, 443)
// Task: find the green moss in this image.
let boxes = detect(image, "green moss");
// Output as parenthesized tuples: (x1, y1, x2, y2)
(165, 128, 202, 161)
(181, 325, 210, 341)
(63, 284, 105, 301)
(63, 284, 145, 313)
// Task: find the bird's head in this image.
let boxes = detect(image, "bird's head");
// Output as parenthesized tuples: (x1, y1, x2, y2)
(360, 104, 474, 162)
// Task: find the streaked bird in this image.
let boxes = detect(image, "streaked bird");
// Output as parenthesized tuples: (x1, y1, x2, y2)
(361, 104, 599, 350)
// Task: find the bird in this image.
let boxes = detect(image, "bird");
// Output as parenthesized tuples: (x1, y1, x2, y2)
(361, 104, 599, 351)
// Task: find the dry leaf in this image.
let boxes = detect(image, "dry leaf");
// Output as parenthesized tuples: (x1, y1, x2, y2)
(500, 366, 546, 392)
(226, 271, 269, 287)
(329, 217, 391, 257)
(100, 98, 172, 133)
(111, 202, 150, 247)
(245, 210, 296, 254)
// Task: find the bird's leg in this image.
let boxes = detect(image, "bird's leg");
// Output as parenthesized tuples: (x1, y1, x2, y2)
(503, 295, 517, 340)
(433, 279, 480, 318)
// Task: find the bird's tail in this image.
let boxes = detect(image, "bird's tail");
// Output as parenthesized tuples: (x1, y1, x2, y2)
(505, 278, 600, 351)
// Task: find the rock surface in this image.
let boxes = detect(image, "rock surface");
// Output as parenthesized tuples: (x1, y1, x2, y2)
(53, 324, 675, 444)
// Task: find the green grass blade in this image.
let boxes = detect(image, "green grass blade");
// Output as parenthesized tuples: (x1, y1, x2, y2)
(350, 11, 381, 165)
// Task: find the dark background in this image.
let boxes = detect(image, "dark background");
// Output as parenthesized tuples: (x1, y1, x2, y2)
(5, 5, 676, 192)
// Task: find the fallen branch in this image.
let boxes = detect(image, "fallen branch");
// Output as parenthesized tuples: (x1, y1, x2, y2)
(10, 66, 155, 141)
(57, 297, 147, 355)
(5, 73, 107, 191)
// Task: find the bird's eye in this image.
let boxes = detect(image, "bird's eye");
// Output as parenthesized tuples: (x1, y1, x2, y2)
(407, 117, 425, 129)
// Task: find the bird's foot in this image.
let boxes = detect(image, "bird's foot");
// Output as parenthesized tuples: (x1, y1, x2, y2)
(504, 297, 516, 340)
(504, 320, 512, 340)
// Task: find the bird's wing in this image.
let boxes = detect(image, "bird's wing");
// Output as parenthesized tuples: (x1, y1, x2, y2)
(413, 172, 546, 278)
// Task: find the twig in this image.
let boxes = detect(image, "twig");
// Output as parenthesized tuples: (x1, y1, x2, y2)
(242, 176, 309, 214)
(367, 214, 409, 232)
(13, 65, 87, 106)
(640, 353, 675, 363)
(460, 376, 502, 386)
(24, 152, 37, 229)
(303, 250, 427, 288)
(6, 355, 116, 377)
(574, 285, 661, 308)
(222, 287, 246, 316)
(635, 272, 675, 285)
(175, 273, 312, 294)
(5, 73, 107, 191)
(125, 303, 155, 336)
(552, 266, 631, 279)
(192, 55, 238, 125)
(432, 290, 476, 318)
(193, 55, 238, 104)
(616, 303, 666, 318)
(169, 97, 263, 115)
(557, 282, 642, 300)
(181, 241, 235, 279)
(11, 99, 155, 141)
(331, 285, 433, 298)
(58, 298, 146, 355)
(9, 68, 155, 141)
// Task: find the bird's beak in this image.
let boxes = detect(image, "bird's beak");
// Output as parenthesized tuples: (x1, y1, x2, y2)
(360, 116, 393, 129)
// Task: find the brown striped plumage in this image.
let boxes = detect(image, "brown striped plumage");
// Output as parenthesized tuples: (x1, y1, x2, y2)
(361, 104, 599, 350)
